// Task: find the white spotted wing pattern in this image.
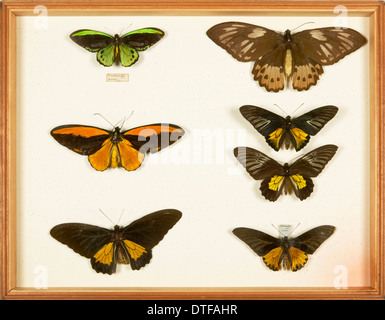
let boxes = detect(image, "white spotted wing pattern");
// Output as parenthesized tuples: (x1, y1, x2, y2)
(207, 22, 367, 92)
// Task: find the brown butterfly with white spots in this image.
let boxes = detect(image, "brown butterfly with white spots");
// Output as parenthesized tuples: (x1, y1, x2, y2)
(206, 22, 367, 92)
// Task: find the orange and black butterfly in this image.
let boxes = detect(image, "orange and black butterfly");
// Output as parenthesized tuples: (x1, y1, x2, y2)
(207, 22, 367, 92)
(234, 144, 338, 201)
(233, 225, 335, 271)
(50, 209, 182, 275)
(240, 105, 338, 151)
(50, 123, 184, 171)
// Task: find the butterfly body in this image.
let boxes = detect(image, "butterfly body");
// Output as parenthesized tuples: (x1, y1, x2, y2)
(234, 144, 338, 201)
(70, 28, 165, 67)
(207, 22, 367, 91)
(240, 105, 338, 151)
(51, 123, 184, 171)
(50, 209, 182, 275)
(233, 225, 335, 271)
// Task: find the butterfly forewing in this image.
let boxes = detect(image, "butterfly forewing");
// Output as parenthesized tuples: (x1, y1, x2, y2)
(207, 22, 284, 62)
(70, 30, 114, 52)
(293, 225, 336, 254)
(292, 27, 367, 66)
(234, 147, 284, 180)
(289, 144, 338, 177)
(121, 28, 165, 51)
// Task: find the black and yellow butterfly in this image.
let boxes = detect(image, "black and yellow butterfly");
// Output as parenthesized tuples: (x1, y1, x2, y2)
(50, 123, 184, 171)
(70, 28, 164, 67)
(239, 105, 338, 151)
(50, 209, 182, 275)
(207, 22, 367, 92)
(233, 144, 338, 201)
(233, 225, 335, 271)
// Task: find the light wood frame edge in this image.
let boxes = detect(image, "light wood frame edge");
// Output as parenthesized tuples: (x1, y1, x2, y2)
(0, 0, 384, 300)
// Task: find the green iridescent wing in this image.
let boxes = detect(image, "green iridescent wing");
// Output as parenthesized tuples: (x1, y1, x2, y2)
(119, 27, 165, 67)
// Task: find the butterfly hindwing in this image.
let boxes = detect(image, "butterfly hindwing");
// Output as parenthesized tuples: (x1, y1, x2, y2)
(207, 22, 367, 91)
(51, 123, 184, 171)
(50, 209, 182, 274)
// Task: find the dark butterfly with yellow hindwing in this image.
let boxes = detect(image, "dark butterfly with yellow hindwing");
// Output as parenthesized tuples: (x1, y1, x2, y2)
(50, 123, 184, 171)
(240, 105, 338, 151)
(206, 22, 367, 92)
(233, 225, 335, 271)
(233, 144, 338, 201)
(50, 209, 182, 275)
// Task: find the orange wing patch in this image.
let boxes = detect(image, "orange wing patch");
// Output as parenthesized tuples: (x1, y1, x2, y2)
(51, 126, 108, 138)
(93, 242, 114, 266)
(268, 128, 284, 150)
(118, 139, 145, 171)
(123, 240, 147, 261)
(262, 247, 283, 271)
(88, 140, 113, 171)
(289, 247, 308, 271)
(290, 128, 309, 150)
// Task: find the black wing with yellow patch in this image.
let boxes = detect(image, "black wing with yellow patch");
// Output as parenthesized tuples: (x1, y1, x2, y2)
(50, 209, 182, 275)
(234, 145, 337, 201)
(50, 123, 184, 172)
(240, 105, 338, 152)
(233, 225, 335, 271)
(207, 22, 367, 92)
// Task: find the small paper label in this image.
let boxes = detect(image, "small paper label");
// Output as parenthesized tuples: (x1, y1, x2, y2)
(279, 224, 292, 237)
(106, 73, 129, 82)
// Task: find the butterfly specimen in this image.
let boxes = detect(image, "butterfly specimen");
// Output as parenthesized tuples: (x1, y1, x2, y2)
(239, 105, 338, 151)
(233, 144, 338, 201)
(70, 28, 164, 67)
(50, 209, 182, 274)
(233, 225, 335, 271)
(51, 123, 184, 171)
(206, 22, 367, 92)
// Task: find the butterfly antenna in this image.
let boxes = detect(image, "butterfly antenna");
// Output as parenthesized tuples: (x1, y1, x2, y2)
(273, 104, 288, 116)
(94, 113, 115, 129)
(98, 209, 116, 226)
(271, 224, 285, 237)
(289, 103, 304, 116)
(291, 22, 315, 32)
(120, 23, 132, 36)
(116, 209, 124, 226)
(289, 223, 301, 236)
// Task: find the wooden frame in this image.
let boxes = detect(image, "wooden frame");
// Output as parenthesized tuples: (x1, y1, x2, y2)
(0, 0, 384, 300)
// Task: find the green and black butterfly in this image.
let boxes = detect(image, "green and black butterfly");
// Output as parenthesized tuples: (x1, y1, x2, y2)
(70, 28, 165, 67)
(234, 144, 338, 201)
(240, 105, 338, 151)
(207, 22, 367, 92)
(233, 225, 335, 271)
(50, 209, 182, 275)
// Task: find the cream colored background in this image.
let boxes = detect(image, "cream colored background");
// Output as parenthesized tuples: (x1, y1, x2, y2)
(16, 14, 370, 288)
